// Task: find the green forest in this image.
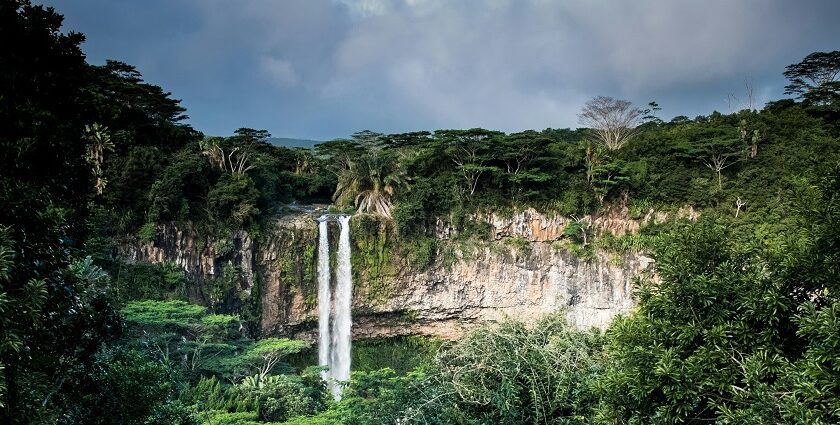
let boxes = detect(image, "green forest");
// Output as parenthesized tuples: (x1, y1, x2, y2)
(2, 1, 840, 424)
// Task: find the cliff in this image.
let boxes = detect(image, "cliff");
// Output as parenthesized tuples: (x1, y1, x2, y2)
(120, 209, 660, 340)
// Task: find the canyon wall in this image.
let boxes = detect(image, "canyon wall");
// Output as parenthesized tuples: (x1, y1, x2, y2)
(120, 209, 660, 340)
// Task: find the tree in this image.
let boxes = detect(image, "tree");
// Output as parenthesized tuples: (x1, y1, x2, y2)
(703, 152, 736, 190)
(198, 128, 272, 177)
(238, 369, 327, 422)
(206, 173, 260, 225)
(589, 160, 630, 205)
(236, 338, 307, 381)
(437, 128, 502, 196)
(784, 51, 840, 105)
(59, 347, 196, 425)
(696, 136, 743, 190)
(121, 300, 244, 378)
(292, 148, 313, 175)
(199, 137, 257, 176)
(674, 126, 744, 190)
(85, 59, 200, 230)
(334, 368, 433, 425)
(578, 96, 643, 150)
(498, 131, 551, 200)
(350, 130, 385, 150)
(584, 143, 629, 203)
(333, 151, 409, 218)
(498, 131, 545, 175)
(0, 227, 47, 409)
(383, 131, 432, 150)
(597, 219, 788, 423)
(147, 147, 213, 223)
(314, 139, 367, 176)
(641, 101, 663, 124)
(598, 165, 840, 424)
(0, 2, 123, 420)
(84, 123, 115, 195)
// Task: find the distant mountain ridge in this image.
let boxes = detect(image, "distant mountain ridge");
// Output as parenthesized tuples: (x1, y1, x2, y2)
(266, 137, 322, 149)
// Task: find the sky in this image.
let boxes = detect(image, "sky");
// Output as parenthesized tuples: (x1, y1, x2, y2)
(41, 0, 840, 140)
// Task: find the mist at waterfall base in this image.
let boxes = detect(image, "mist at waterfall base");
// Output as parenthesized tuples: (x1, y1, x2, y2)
(317, 215, 353, 400)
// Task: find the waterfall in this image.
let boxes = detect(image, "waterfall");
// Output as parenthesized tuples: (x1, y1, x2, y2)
(316, 220, 331, 381)
(315, 214, 353, 400)
(332, 215, 353, 399)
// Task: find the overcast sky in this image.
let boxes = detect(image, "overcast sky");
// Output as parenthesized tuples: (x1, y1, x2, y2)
(41, 0, 840, 140)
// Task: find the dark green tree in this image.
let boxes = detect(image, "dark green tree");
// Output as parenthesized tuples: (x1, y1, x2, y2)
(0, 2, 123, 421)
(598, 165, 840, 423)
(333, 150, 409, 218)
(436, 128, 503, 197)
(784, 51, 840, 106)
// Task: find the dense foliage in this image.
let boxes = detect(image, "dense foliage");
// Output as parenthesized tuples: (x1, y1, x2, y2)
(2, 0, 840, 423)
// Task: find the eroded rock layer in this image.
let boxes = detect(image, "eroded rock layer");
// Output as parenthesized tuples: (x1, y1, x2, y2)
(120, 210, 655, 340)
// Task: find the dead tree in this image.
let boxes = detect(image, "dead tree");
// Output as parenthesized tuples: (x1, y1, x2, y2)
(703, 153, 737, 190)
(578, 96, 643, 151)
(735, 197, 746, 218)
(200, 138, 256, 175)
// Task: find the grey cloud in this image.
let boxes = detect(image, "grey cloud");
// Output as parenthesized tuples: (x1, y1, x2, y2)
(41, 0, 840, 138)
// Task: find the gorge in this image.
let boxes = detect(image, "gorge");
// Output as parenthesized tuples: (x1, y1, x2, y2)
(120, 208, 660, 343)
(6, 3, 840, 421)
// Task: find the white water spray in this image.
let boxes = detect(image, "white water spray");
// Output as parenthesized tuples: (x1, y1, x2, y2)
(316, 220, 331, 380)
(331, 215, 352, 399)
(315, 214, 353, 400)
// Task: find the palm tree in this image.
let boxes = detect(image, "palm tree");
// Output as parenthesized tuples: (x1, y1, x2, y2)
(83, 123, 114, 195)
(333, 152, 408, 218)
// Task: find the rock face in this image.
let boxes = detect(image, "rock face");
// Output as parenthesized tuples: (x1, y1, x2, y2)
(345, 245, 651, 340)
(120, 209, 656, 341)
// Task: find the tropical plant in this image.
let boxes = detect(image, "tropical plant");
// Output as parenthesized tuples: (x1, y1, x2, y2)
(83, 123, 115, 195)
(427, 315, 604, 424)
(333, 151, 409, 218)
(597, 168, 840, 425)
(59, 347, 197, 425)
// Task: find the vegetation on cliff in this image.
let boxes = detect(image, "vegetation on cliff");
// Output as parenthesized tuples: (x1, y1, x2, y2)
(1, 0, 840, 423)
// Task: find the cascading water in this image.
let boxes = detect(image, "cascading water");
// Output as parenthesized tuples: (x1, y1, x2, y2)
(316, 219, 331, 381)
(331, 215, 353, 399)
(315, 214, 353, 400)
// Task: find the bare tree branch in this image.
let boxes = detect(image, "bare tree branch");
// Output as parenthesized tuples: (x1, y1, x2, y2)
(578, 96, 642, 150)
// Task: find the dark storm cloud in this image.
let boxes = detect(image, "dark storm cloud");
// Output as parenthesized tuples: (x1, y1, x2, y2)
(40, 0, 840, 139)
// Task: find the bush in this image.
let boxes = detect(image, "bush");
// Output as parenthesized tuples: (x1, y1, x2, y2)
(206, 174, 260, 227)
(430, 316, 604, 424)
(59, 347, 196, 425)
(255, 372, 327, 422)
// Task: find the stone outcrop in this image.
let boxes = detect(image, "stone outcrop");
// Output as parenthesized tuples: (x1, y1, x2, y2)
(343, 245, 652, 340)
(120, 225, 254, 290)
(120, 209, 660, 341)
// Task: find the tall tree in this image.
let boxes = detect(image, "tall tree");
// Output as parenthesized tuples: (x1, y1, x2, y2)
(578, 96, 643, 150)
(784, 51, 840, 107)
(0, 2, 123, 420)
(333, 151, 408, 218)
(436, 128, 502, 196)
(498, 131, 551, 200)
